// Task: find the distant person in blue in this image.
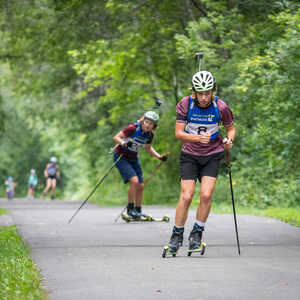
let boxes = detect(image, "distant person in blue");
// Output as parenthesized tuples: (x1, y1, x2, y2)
(5, 176, 17, 200)
(42, 157, 60, 200)
(27, 169, 38, 199)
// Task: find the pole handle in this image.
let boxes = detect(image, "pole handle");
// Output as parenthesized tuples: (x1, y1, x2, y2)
(195, 52, 203, 72)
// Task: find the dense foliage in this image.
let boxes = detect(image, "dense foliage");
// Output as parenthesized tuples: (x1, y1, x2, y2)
(0, 0, 299, 207)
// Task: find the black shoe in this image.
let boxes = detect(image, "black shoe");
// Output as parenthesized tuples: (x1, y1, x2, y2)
(134, 206, 150, 220)
(168, 227, 184, 253)
(188, 224, 204, 250)
(134, 206, 144, 219)
(127, 208, 138, 218)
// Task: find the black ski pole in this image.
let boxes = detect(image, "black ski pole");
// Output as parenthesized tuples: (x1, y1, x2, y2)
(144, 152, 170, 185)
(225, 150, 241, 256)
(114, 206, 127, 223)
(68, 154, 123, 223)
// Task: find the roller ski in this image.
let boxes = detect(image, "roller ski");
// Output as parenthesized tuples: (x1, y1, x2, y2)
(120, 204, 169, 223)
(187, 223, 206, 256)
(121, 212, 169, 223)
(121, 211, 148, 222)
(135, 206, 169, 222)
(162, 227, 184, 258)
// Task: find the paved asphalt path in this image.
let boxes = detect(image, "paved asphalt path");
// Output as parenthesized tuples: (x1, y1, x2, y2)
(1, 198, 300, 300)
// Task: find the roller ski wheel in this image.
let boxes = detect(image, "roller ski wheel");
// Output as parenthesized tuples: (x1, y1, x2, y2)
(162, 246, 177, 258)
(162, 215, 170, 223)
(187, 242, 206, 256)
(141, 214, 153, 221)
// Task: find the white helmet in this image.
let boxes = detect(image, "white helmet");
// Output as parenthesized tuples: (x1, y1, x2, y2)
(31, 169, 35, 174)
(50, 157, 57, 163)
(144, 111, 159, 124)
(192, 71, 215, 92)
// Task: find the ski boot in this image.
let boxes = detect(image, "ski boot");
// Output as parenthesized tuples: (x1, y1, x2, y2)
(128, 208, 138, 218)
(127, 203, 138, 218)
(121, 204, 139, 222)
(187, 224, 206, 256)
(135, 206, 150, 221)
(162, 227, 184, 258)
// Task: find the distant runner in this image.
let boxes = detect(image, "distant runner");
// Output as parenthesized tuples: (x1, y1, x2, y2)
(113, 111, 168, 220)
(5, 176, 17, 200)
(42, 157, 60, 200)
(163, 71, 236, 257)
(27, 169, 38, 199)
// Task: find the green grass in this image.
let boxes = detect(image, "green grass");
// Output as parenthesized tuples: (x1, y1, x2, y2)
(0, 208, 9, 216)
(210, 202, 300, 227)
(0, 226, 48, 300)
(265, 207, 300, 227)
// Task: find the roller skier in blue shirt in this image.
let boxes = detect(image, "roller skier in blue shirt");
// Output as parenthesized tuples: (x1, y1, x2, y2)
(113, 111, 168, 219)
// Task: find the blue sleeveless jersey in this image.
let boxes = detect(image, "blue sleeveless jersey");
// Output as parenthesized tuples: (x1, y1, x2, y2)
(125, 123, 152, 153)
(48, 164, 57, 176)
(185, 96, 220, 140)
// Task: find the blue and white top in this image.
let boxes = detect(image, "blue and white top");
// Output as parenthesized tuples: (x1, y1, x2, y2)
(184, 96, 220, 140)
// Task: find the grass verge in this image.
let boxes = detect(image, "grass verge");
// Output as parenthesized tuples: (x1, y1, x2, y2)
(210, 202, 300, 227)
(0, 208, 9, 216)
(0, 226, 48, 300)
